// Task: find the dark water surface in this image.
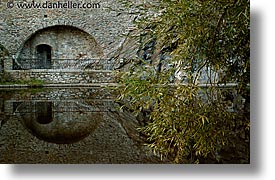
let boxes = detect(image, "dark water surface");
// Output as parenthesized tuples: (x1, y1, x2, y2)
(0, 88, 163, 164)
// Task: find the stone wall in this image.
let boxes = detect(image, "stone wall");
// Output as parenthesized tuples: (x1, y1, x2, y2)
(18, 25, 103, 60)
(8, 87, 114, 100)
(0, 0, 139, 84)
(6, 69, 114, 84)
(0, 0, 136, 59)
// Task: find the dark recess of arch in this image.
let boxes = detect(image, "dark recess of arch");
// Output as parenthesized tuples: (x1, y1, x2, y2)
(36, 44, 52, 69)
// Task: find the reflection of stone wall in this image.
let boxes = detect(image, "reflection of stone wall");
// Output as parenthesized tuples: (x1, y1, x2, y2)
(17, 101, 103, 144)
(0, 98, 4, 113)
(0, 88, 164, 163)
(30, 88, 113, 100)
(0, 111, 163, 163)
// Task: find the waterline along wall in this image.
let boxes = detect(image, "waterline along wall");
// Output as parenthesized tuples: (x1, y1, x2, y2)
(6, 69, 114, 84)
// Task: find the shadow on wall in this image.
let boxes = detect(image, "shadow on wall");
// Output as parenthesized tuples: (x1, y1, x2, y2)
(0, 44, 9, 72)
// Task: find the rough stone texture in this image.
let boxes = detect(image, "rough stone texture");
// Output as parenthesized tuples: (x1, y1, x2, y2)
(0, 0, 139, 83)
(0, 0, 135, 59)
(6, 69, 114, 84)
(8, 87, 114, 100)
(0, 0, 218, 84)
(0, 0, 140, 84)
(0, 88, 165, 164)
(17, 25, 103, 60)
(0, 114, 163, 164)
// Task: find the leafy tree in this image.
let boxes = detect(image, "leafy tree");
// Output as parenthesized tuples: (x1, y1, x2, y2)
(115, 0, 250, 163)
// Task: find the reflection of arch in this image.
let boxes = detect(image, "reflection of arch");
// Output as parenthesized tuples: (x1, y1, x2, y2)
(36, 44, 52, 69)
(35, 102, 53, 124)
(16, 100, 102, 144)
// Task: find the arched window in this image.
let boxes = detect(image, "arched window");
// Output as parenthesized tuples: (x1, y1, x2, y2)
(36, 44, 52, 69)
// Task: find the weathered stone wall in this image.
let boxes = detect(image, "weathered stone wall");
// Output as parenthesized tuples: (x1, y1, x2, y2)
(9, 87, 114, 100)
(0, 0, 135, 59)
(18, 25, 103, 60)
(6, 69, 114, 84)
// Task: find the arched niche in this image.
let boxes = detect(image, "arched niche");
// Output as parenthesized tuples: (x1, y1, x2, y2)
(36, 44, 52, 69)
(15, 25, 103, 69)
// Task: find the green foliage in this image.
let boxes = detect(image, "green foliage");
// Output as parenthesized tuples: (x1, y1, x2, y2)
(115, 0, 250, 163)
(0, 72, 44, 87)
(24, 79, 44, 87)
(116, 63, 249, 163)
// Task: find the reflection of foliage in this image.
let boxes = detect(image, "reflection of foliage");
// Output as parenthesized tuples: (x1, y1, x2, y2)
(115, 0, 250, 163)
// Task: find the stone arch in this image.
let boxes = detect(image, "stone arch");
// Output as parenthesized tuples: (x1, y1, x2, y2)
(16, 24, 104, 57)
(15, 25, 104, 69)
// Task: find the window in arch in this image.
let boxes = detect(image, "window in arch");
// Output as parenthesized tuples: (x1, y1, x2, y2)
(36, 44, 52, 69)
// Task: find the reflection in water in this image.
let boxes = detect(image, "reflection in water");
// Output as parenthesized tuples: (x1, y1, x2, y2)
(0, 88, 163, 164)
(16, 101, 102, 144)
(36, 102, 53, 124)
